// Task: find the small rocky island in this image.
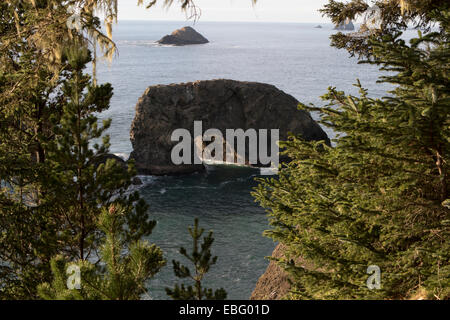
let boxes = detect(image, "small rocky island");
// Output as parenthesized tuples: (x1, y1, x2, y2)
(334, 20, 355, 31)
(157, 26, 209, 46)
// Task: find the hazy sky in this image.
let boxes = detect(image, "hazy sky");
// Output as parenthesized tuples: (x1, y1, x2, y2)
(118, 0, 331, 23)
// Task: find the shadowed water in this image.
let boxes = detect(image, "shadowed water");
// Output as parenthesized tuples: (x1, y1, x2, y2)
(138, 165, 273, 299)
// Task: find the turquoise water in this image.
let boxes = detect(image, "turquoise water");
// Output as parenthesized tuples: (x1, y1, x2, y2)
(95, 21, 393, 299)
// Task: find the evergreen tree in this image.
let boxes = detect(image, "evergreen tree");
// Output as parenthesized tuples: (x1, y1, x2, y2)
(0, 1, 74, 298)
(37, 204, 165, 300)
(1, 0, 236, 300)
(0, 0, 213, 299)
(320, 0, 450, 58)
(166, 219, 227, 300)
(253, 17, 449, 299)
(0, 31, 154, 300)
(44, 44, 156, 261)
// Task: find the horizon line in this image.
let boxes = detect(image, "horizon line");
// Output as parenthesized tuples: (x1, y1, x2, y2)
(115, 19, 334, 24)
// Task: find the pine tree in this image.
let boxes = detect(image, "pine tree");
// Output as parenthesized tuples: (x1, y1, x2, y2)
(0, 36, 155, 299)
(253, 21, 449, 299)
(0, 0, 211, 299)
(0, 1, 73, 298)
(166, 219, 227, 300)
(44, 43, 157, 261)
(37, 204, 165, 300)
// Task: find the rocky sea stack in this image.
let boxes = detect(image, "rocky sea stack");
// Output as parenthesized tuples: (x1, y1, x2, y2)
(130, 79, 329, 175)
(157, 26, 209, 46)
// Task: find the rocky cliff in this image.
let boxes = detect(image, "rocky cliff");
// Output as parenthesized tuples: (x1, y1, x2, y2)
(251, 243, 315, 300)
(250, 244, 292, 300)
(157, 26, 209, 45)
(130, 79, 329, 175)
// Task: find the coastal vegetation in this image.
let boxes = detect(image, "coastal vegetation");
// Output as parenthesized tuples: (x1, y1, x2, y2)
(165, 219, 227, 300)
(0, 0, 448, 300)
(0, 0, 215, 300)
(253, 0, 449, 299)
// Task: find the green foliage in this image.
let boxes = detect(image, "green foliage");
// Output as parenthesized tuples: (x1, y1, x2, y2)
(321, 0, 450, 58)
(166, 219, 227, 300)
(37, 205, 165, 300)
(1, 0, 228, 301)
(253, 27, 449, 299)
(43, 44, 155, 261)
(0, 24, 154, 299)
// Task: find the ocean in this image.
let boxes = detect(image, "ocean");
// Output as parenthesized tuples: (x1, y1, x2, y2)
(95, 20, 395, 299)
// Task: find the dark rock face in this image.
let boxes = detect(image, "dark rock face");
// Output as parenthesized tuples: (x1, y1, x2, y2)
(157, 26, 209, 46)
(334, 20, 355, 31)
(250, 244, 292, 300)
(130, 79, 329, 175)
(131, 176, 143, 186)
